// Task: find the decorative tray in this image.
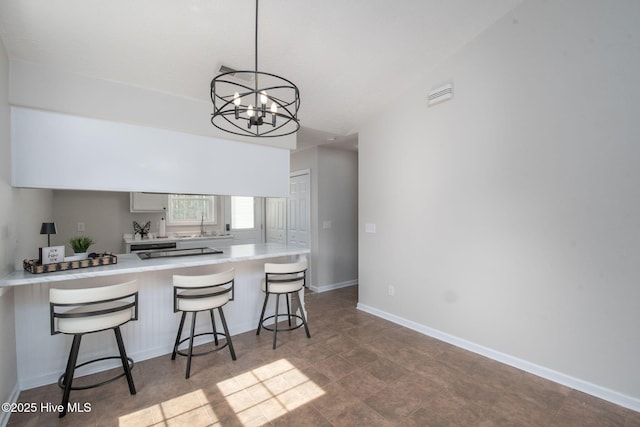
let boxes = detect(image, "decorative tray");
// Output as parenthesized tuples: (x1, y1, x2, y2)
(23, 253, 118, 274)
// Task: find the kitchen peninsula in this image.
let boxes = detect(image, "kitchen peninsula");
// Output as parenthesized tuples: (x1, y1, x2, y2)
(0, 243, 310, 390)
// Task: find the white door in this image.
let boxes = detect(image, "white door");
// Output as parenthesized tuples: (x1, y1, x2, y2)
(288, 172, 310, 248)
(266, 197, 287, 244)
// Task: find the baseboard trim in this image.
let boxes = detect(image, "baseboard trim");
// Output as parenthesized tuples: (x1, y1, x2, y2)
(357, 302, 640, 412)
(0, 383, 20, 427)
(19, 344, 176, 391)
(309, 280, 357, 293)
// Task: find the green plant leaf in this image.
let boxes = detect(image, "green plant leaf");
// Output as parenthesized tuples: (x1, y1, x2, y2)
(68, 236, 94, 253)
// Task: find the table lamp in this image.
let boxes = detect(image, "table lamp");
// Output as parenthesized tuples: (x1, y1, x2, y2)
(40, 222, 57, 247)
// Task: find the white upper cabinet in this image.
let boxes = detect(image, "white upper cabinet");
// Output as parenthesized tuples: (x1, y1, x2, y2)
(130, 192, 167, 212)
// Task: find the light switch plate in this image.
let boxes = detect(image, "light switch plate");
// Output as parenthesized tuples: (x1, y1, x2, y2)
(322, 220, 332, 229)
(365, 223, 376, 233)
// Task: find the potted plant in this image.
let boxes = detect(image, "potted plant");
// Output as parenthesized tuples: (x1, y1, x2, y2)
(68, 236, 94, 258)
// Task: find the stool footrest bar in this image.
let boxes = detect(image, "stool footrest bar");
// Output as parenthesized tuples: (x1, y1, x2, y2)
(57, 356, 134, 391)
(260, 314, 307, 332)
(174, 332, 230, 358)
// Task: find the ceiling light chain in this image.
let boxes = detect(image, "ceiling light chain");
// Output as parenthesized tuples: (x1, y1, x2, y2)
(210, 0, 301, 138)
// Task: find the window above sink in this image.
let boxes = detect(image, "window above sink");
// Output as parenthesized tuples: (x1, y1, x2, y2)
(167, 194, 217, 226)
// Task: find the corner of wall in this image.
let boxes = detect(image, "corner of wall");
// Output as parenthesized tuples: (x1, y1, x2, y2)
(0, 29, 21, 422)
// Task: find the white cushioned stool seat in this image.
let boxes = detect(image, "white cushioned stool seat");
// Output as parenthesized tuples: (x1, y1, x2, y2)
(171, 269, 236, 379)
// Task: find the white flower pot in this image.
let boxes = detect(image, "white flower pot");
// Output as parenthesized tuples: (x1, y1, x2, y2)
(65, 252, 88, 261)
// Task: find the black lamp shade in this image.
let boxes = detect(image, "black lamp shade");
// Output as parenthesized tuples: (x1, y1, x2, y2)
(40, 222, 57, 235)
(40, 222, 57, 247)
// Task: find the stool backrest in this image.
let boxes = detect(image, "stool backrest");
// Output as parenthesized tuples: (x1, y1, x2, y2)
(264, 256, 307, 292)
(172, 268, 235, 313)
(50, 280, 139, 335)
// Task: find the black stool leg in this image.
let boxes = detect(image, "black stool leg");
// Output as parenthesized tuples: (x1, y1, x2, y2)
(273, 293, 280, 349)
(114, 326, 136, 395)
(294, 291, 311, 338)
(172, 312, 187, 360)
(210, 309, 219, 346)
(218, 306, 236, 360)
(286, 294, 292, 327)
(59, 334, 82, 418)
(185, 311, 197, 379)
(256, 292, 270, 335)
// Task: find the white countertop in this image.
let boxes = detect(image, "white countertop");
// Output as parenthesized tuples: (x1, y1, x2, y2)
(0, 243, 309, 287)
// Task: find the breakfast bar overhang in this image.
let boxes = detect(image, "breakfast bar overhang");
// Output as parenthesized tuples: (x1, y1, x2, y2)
(0, 243, 310, 390)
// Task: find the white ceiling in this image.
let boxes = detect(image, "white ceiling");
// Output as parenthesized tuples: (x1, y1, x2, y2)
(0, 0, 522, 148)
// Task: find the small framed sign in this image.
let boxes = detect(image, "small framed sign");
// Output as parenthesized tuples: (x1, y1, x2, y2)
(39, 246, 65, 265)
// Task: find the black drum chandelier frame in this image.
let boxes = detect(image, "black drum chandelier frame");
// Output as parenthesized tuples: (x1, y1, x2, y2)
(210, 0, 300, 138)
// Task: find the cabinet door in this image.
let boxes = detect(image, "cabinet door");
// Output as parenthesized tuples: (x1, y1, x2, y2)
(130, 192, 168, 212)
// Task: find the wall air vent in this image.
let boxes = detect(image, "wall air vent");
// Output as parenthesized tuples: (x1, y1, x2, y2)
(218, 65, 254, 83)
(428, 83, 453, 106)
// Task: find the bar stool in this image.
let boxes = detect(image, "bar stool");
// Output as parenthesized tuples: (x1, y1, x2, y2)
(49, 280, 139, 418)
(171, 269, 236, 379)
(256, 256, 310, 349)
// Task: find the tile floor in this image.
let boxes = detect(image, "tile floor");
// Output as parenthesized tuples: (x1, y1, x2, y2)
(8, 285, 640, 426)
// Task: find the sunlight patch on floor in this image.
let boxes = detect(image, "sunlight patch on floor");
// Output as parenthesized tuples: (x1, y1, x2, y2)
(117, 359, 324, 426)
(216, 358, 325, 424)
(118, 389, 208, 426)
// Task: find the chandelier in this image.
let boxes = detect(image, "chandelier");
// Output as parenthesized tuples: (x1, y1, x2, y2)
(210, 0, 301, 138)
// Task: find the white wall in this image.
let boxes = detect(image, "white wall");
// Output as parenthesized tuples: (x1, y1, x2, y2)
(11, 107, 290, 197)
(291, 146, 358, 291)
(52, 190, 135, 254)
(9, 60, 296, 151)
(13, 189, 54, 268)
(0, 35, 55, 427)
(0, 32, 18, 427)
(358, 0, 640, 409)
(0, 22, 13, 278)
(317, 147, 358, 288)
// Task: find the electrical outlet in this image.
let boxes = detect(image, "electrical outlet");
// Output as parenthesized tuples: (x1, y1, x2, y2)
(388, 285, 395, 296)
(77, 222, 85, 232)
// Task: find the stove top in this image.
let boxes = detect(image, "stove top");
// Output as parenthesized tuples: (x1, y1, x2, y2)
(137, 247, 223, 260)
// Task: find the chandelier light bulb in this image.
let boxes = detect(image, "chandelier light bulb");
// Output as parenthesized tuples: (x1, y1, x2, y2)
(247, 105, 255, 117)
(233, 92, 241, 106)
(270, 102, 277, 126)
(260, 91, 268, 105)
